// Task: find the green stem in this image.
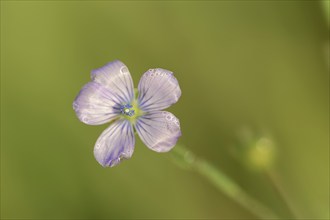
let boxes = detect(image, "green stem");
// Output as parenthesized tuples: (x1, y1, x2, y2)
(265, 169, 299, 219)
(170, 145, 279, 219)
(321, 0, 329, 27)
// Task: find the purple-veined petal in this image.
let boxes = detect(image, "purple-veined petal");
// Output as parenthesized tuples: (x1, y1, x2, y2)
(94, 119, 135, 167)
(137, 68, 181, 112)
(135, 111, 181, 152)
(91, 60, 134, 104)
(73, 82, 122, 125)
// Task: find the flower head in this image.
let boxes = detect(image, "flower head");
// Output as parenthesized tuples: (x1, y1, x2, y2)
(73, 60, 182, 167)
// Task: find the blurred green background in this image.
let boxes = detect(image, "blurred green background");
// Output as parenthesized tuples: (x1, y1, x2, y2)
(1, 1, 329, 219)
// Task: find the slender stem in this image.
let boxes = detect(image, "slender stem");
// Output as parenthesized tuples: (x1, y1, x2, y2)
(265, 169, 299, 219)
(170, 146, 280, 219)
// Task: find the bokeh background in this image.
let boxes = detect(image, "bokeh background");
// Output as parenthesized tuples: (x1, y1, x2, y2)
(1, 1, 329, 219)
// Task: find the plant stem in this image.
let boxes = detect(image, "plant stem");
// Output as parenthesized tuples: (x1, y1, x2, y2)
(170, 145, 280, 219)
(265, 169, 299, 219)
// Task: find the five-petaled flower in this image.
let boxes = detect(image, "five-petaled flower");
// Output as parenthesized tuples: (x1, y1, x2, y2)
(73, 60, 182, 167)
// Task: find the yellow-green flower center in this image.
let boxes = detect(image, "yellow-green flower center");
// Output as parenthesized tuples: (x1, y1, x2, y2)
(120, 99, 144, 123)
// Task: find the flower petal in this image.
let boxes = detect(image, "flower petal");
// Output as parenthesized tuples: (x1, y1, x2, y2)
(137, 68, 181, 112)
(91, 60, 134, 104)
(73, 82, 122, 125)
(135, 111, 181, 152)
(94, 119, 135, 167)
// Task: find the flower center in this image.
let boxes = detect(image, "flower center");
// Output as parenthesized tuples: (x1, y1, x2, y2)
(120, 104, 135, 117)
(119, 99, 144, 123)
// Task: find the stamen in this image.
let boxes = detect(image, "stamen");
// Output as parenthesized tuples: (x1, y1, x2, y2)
(120, 104, 135, 117)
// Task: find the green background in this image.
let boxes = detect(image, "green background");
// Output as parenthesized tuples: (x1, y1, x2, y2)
(1, 1, 329, 219)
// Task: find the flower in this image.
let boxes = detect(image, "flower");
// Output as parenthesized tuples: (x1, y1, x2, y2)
(73, 60, 182, 167)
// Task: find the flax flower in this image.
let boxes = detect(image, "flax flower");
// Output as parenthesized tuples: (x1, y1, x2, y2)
(73, 60, 181, 167)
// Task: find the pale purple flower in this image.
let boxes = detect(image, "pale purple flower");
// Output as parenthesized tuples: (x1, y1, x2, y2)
(73, 60, 181, 167)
